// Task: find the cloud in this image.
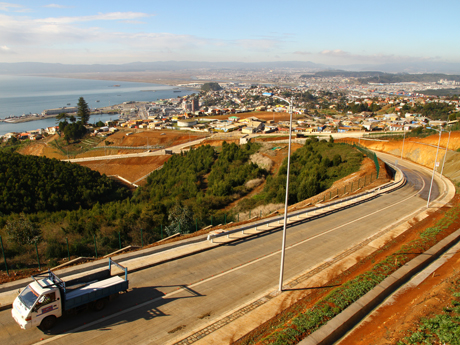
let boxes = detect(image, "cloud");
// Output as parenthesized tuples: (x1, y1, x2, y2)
(320, 49, 349, 57)
(120, 20, 146, 25)
(319, 49, 439, 64)
(40, 12, 152, 24)
(0, 45, 15, 54)
(293, 51, 312, 55)
(0, 12, 156, 46)
(43, 4, 72, 9)
(0, 2, 30, 12)
(0, 12, 213, 54)
(234, 39, 279, 51)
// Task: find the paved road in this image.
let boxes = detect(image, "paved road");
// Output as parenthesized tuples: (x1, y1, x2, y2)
(0, 157, 439, 345)
(66, 137, 208, 163)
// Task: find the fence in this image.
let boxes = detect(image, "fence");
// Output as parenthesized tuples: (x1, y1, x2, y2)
(0, 212, 238, 275)
(208, 167, 404, 242)
(308, 173, 378, 206)
(0, 169, 385, 276)
(353, 143, 380, 179)
(336, 140, 380, 179)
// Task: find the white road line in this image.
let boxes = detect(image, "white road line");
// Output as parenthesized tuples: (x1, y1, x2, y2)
(34, 172, 426, 344)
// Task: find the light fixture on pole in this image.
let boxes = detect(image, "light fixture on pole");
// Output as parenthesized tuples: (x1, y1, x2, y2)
(427, 128, 442, 208)
(263, 92, 293, 292)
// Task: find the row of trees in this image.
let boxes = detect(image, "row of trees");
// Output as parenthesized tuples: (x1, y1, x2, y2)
(0, 139, 363, 267)
(0, 151, 129, 215)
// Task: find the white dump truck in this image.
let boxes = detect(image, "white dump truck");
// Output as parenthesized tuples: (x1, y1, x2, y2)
(12, 258, 128, 330)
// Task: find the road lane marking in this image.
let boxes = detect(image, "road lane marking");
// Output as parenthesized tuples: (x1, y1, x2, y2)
(34, 171, 427, 344)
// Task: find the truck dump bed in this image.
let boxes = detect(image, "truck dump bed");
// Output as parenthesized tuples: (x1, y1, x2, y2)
(65, 276, 128, 310)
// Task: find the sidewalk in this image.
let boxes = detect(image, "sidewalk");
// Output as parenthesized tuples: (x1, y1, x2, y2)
(168, 167, 455, 344)
(0, 171, 405, 311)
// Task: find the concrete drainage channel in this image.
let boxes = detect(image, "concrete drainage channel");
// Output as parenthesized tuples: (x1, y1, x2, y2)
(0, 162, 405, 313)
(299, 228, 460, 345)
(207, 162, 406, 244)
(168, 162, 455, 345)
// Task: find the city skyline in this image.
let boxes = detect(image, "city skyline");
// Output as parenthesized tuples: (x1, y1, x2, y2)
(0, 0, 459, 67)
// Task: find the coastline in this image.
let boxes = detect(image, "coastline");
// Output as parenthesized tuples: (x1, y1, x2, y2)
(1, 115, 59, 124)
(0, 75, 199, 131)
(1, 110, 120, 124)
(30, 71, 209, 87)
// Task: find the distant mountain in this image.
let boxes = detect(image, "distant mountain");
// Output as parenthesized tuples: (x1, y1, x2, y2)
(300, 70, 460, 84)
(1, 60, 460, 76)
(0, 61, 326, 75)
(330, 61, 460, 74)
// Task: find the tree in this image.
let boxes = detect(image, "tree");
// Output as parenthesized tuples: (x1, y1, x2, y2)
(63, 122, 87, 142)
(6, 214, 41, 246)
(77, 97, 90, 124)
(56, 112, 68, 124)
(165, 202, 194, 236)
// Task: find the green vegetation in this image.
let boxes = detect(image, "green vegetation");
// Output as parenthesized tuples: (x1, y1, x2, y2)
(77, 97, 90, 124)
(360, 73, 460, 84)
(0, 151, 129, 215)
(262, 138, 363, 204)
(397, 293, 460, 345)
(57, 97, 90, 142)
(415, 88, 460, 97)
(406, 102, 457, 121)
(49, 136, 105, 158)
(201, 82, 223, 92)
(0, 137, 31, 153)
(0, 139, 364, 271)
(300, 70, 386, 79)
(135, 142, 265, 220)
(301, 71, 460, 84)
(239, 199, 460, 345)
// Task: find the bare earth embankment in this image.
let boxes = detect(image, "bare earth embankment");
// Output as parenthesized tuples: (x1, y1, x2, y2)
(330, 133, 460, 344)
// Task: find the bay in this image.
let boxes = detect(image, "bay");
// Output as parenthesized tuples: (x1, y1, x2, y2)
(0, 75, 195, 136)
(0, 113, 120, 136)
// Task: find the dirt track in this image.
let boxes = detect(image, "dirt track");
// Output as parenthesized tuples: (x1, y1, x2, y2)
(78, 155, 171, 185)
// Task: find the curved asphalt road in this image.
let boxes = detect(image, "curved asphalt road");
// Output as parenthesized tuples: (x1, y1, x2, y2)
(0, 156, 440, 345)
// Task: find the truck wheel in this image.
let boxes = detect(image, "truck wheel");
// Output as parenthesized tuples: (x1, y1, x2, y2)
(40, 316, 57, 330)
(94, 299, 106, 312)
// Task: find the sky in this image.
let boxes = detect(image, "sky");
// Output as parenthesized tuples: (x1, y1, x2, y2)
(0, 0, 459, 66)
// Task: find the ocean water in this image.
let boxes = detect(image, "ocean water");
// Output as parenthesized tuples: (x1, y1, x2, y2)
(0, 75, 195, 135)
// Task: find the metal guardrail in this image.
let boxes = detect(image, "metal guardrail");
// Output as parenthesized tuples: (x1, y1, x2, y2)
(91, 145, 165, 150)
(207, 163, 405, 243)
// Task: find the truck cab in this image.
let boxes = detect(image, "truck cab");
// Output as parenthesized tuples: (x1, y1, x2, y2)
(12, 259, 128, 330)
(12, 278, 62, 330)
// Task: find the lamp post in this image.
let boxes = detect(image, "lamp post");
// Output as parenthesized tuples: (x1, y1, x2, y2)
(440, 130, 451, 177)
(263, 92, 293, 292)
(401, 127, 406, 160)
(427, 128, 442, 208)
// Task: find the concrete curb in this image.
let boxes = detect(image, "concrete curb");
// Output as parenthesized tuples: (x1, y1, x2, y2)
(299, 228, 460, 345)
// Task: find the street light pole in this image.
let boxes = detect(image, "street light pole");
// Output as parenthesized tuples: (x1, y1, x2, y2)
(263, 92, 293, 292)
(427, 128, 442, 208)
(440, 130, 451, 177)
(401, 128, 406, 160)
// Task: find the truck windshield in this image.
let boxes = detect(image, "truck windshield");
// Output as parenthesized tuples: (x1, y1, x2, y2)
(18, 285, 39, 309)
